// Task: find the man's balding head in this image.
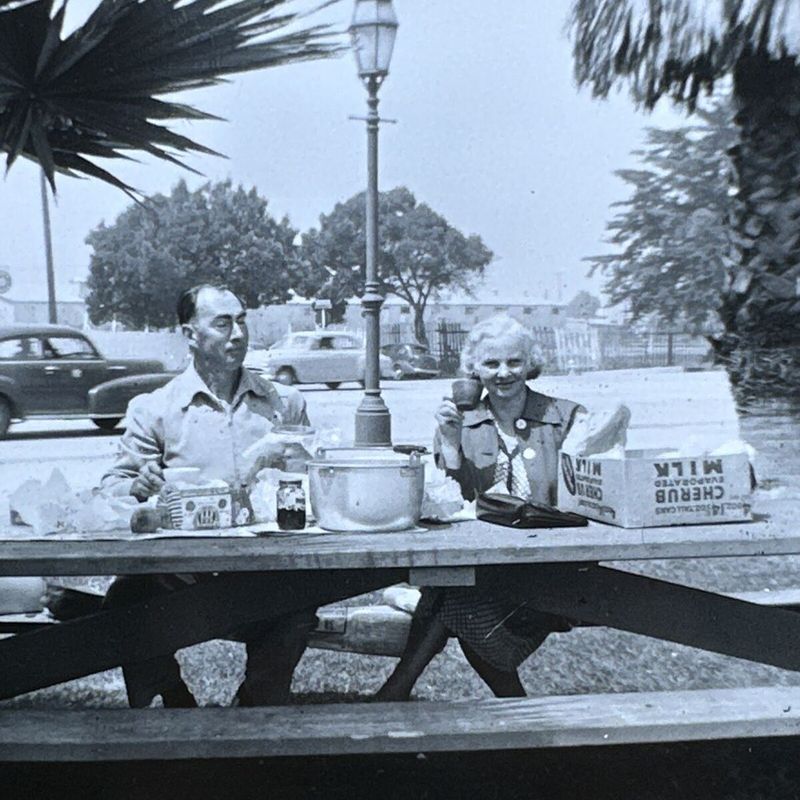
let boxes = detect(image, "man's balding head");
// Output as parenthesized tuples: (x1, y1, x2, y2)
(178, 284, 249, 373)
(177, 284, 245, 325)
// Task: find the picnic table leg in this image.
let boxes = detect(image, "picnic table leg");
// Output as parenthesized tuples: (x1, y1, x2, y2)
(490, 563, 800, 672)
(0, 568, 405, 701)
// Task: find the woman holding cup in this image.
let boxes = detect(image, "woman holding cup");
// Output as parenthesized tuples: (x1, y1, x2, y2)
(376, 314, 584, 700)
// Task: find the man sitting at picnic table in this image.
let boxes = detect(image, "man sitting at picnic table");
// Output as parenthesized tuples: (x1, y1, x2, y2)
(88, 283, 315, 708)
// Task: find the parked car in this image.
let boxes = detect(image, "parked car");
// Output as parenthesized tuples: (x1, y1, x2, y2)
(0, 324, 173, 436)
(380, 343, 440, 380)
(244, 331, 394, 389)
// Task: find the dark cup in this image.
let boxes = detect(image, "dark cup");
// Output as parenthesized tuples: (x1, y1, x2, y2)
(451, 377, 483, 411)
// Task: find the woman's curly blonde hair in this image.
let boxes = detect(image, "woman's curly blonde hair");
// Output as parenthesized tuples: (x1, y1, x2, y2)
(459, 314, 544, 380)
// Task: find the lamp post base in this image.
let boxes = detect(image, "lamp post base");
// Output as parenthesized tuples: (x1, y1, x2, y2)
(354, 395, 392, 447)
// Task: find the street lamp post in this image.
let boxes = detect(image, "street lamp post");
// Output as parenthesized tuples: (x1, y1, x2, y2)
(349, 0, 398, 447)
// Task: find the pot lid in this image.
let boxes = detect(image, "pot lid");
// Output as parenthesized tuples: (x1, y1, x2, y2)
(308, 457, 422, 468)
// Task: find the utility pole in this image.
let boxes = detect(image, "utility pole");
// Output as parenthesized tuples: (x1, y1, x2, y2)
(555, 271, 564, 303)
(40, 169, 57, 324)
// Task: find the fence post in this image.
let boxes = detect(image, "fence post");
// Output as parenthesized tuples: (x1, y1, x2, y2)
(589, 326, 601, 370)
(667, 332, 674, 367)
(554, 328, 567, 372)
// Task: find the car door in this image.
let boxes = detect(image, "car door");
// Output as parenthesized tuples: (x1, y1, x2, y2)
(278, 335, 315, 383)
(302, 335, 338, 383)
(42, 333, 109, 413)
(332, 335, 363, 382)
(0, 335, 50, 414)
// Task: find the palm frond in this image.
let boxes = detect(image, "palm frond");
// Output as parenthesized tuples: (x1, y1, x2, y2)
(570, 0, 800, 108)
(0, 0, 344, 193)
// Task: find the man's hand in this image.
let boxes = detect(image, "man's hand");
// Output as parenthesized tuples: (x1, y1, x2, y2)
(246, 441, 313, 484)
(253, 439, 290, 469)
(130, 461, 165, 501)
(282, 442, 314, 473)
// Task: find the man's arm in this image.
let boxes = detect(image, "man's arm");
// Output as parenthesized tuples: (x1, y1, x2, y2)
(100, 394, 164, 499)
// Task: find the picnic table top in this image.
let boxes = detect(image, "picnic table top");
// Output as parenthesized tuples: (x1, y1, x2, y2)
(0, 498, 795, 576)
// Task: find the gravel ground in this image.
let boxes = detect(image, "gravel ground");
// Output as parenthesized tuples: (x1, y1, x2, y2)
(7, 573, 800, 714)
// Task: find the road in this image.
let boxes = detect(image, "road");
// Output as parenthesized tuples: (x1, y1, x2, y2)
(0, 369, 738, 518)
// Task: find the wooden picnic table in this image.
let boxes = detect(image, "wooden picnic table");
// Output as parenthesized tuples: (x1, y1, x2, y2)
(4, 506, 800, 761)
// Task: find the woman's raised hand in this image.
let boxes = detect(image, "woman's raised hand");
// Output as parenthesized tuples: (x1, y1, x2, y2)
(435, 397, 463, 448)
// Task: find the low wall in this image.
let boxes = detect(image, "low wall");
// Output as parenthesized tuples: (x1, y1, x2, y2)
(90, 331, 188, 371)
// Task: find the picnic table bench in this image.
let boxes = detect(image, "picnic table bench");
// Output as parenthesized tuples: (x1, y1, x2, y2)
(4, 503, 800, 762)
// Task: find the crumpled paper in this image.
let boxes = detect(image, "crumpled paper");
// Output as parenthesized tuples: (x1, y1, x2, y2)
(656, 437, 757, 459)
(382, 584, 421, 614)
(9, 468, 138, 536)
(563, 404, 632, 457)
(420, 458, 467, 521)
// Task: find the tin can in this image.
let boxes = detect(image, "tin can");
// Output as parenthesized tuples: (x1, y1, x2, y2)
(276, 479, 306, 530)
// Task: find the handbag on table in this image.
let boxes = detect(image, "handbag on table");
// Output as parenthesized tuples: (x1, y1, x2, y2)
(476, 492, 588, 529)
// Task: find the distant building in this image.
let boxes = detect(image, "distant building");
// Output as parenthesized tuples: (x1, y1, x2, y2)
(0, 296, 87, 328)
(0, 285, 594, 345)
(244, 289, 580, 346)
(381, 294, 570, 330)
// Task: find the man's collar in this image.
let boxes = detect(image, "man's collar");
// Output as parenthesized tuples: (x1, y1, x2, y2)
(462, 388, 563, 427)
(174, 362, 274, 409)
(234, 366, 276, 405)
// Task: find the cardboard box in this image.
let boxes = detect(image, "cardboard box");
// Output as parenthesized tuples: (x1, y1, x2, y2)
(160, 482, 254, 530)
(558, 448, 753, 528)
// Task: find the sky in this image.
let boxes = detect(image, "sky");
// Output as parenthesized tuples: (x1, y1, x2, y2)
(0, 0, 688, 305)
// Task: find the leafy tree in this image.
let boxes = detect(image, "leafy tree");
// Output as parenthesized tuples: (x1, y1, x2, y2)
(85, 180, 297, 328)
(570, 0, 800, 396)
(296, 187, 493, 343)
(0, 0, 340, 194)
(586, 101, 736, 335)
(565, 290, 603, 320)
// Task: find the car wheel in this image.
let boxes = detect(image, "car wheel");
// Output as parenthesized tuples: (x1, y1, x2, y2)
(325, 382, 341, 390)
(93, 418, 122, 432)
(0, 396, 10, 437)
(392, 363, 406, 381)
(275, 367, 296, 386)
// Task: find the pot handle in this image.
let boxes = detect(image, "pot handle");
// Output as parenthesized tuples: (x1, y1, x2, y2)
(393, 444, 429, 456)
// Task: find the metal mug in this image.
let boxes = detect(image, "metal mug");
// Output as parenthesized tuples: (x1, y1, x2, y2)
(451, 377, 483, 411)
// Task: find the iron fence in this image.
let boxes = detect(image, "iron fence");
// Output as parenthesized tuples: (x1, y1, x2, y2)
(378, 322, 711, 377)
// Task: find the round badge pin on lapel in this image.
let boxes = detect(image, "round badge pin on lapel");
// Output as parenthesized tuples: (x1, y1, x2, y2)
(515, 418, 527, 431)
(523, 447, 536, 460)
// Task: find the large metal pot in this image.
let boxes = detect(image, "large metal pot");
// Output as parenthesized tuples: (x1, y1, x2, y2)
(307, 448, 425, 532)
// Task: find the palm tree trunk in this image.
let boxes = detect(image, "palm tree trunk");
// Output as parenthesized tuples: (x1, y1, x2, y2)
(713, 53, 800, 399)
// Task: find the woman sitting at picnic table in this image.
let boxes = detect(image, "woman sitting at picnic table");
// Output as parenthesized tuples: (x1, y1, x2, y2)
(376, 314, 584, 701)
